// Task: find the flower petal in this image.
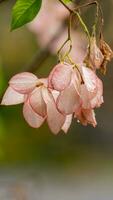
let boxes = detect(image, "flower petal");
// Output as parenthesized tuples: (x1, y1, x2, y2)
(75, 109, 97, 127)
(81, 65, 97, 93)
(48, 63, 72, 91)
(1, 87, 24, 105)
(23, 100, 45, 128)
(90, 77, 104, 108)
(80, 84, 92, 109)
(42, 87, 65, 134)
(62, 114, 72, 133)
(9, 72, 38, 94)
(57, 82, 81, 115)
(29, 87, 46, 117)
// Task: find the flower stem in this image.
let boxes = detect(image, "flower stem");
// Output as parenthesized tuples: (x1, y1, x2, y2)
(59, 0, 90, 44)
(57, 13, 72, 62)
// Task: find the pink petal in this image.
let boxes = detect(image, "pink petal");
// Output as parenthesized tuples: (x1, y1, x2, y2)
(42, 87, 65, 134)
(51, 90, 60, 101)
(62, 114, 73, 133)
(82, 109, 97, 127)
(90, 78, 104, 108)
(75, 109, 97, 127)
(71, 68, 81, 94)
(57, 82, 81, 115)
(48, 63, 72, 91)
(9, 72, 38, 94)
(23, 100, 45, 128)
(81, 65, 97, 93)
(29, 87, 46, 117)
(80, 84, 92, 109)
(1, 86, 24, 105)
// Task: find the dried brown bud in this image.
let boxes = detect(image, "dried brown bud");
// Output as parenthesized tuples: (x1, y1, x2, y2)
(99, 39, 113, 74)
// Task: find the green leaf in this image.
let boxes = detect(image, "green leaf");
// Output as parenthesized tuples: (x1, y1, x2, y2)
(11, 0, 42, 30)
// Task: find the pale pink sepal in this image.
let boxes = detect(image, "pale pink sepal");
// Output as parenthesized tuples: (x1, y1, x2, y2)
(90, 78, 104, 108)
(81, 66, 97, 93)
(62, 114, 73, 133)
(23, 100, 45, 128)
(76, 109, 97, 127)
(29, 87, 46, 117)
(42, 87, 65, 134)
(1, 86, 24, 105)
(57, 82, 81, 115)
(48, 63, 72, 91)
(9, 72, 38, 94)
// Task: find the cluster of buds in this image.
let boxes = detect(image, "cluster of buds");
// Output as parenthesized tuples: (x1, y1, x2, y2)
(1, 1, 113, 134)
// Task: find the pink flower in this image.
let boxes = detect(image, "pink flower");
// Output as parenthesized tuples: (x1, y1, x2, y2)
(48, 62, 104, 127)
(1, 61, 104, 132)
(48, 62, 82, 115)
(1, 72, 72, 134)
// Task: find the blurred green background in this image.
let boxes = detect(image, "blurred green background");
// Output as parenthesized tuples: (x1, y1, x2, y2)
(0, 1, 113, 198)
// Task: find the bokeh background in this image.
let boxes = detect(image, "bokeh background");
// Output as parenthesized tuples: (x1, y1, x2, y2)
(0, 0, 113, 199)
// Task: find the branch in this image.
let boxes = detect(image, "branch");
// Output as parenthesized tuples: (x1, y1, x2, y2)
(0, 0, 6, 3)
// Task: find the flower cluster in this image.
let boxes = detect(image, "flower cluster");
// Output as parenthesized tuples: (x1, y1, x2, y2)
(1, 1, 113, 134)
(1, 72, 73, 134)
(2, 35, 112, 134)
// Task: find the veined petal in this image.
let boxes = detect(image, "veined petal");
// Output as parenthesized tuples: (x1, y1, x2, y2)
(91, 77, 104, 108)
(29, 87, 46, 117)
(48, 63, 72, 91)
(82, 109, 97, 127)
(62, 114, 73, 133)
(1, 87, 24, 105)
(51, 90, 60, 101)
(81, 66, 97, 93)
(42, 87, 65, 134)
(71, 68, 81, 94)
(23, 100, 45, 128)
(80, 84, 92, 109)
(9, 72, 38, 94)
(75, 108, 97, 127)
(57, 82, 81, 115)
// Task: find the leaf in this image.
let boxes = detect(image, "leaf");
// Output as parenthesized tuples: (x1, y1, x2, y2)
(11, 0, 42, 30)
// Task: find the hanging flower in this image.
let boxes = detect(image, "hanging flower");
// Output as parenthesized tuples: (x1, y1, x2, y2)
(1, 72, 73, 134)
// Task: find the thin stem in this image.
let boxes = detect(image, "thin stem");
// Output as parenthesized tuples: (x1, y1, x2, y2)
(73, 11, 90, 42)
(59, 0, 90, 43)
(59, 0, 72, 13)
(73, 1, 104, 38)
(92, 1, 99, 36)
(57, 13, 73, 62)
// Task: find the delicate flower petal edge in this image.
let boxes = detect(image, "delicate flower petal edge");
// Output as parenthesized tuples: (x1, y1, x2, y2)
(23, 100, 45, 128)
(1, 86, 24, 105)
(42, 86, 65, 134)
(9, 72, 39, 94)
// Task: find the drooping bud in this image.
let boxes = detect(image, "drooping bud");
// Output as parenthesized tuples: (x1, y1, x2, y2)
(89, 37, 104, 70)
